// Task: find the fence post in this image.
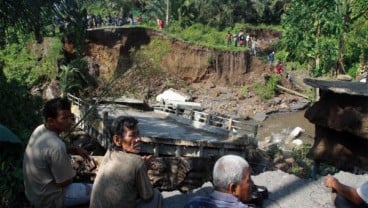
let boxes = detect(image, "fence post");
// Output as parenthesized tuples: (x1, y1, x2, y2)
(102, 111, 109, 146)
(228, 118, 233, 130)
(206, 114, 211, 125)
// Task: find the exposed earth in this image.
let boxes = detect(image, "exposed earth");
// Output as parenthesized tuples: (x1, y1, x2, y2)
(82, 27, 311, 121)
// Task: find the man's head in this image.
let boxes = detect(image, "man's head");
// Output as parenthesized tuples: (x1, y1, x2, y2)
(110, 116, 141, 154)
(213, 155, 253, 203)
(43, 97, 74, 134)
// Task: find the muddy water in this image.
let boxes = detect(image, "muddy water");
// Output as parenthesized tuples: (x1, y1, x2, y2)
(256, 110, 315, 148)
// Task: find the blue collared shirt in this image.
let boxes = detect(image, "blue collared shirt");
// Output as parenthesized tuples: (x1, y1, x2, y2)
(185, 190, 250, 208)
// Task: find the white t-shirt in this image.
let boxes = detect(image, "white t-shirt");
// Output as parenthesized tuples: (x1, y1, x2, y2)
(357, 182, 368, 204)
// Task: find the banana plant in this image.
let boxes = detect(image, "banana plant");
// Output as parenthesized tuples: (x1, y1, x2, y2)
(59, 64, 87, 97)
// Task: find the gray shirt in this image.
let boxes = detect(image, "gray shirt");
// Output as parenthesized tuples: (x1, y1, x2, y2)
(90, 149, 154, 208)
(23, 124, 75, 208)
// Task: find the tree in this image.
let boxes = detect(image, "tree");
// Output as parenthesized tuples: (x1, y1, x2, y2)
(334, 0, 368, 74)
(0, 0, 59, 45)
(280, 0, 368, 76)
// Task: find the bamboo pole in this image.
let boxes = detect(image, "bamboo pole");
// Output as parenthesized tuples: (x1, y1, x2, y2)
(276, 84, 309, 99)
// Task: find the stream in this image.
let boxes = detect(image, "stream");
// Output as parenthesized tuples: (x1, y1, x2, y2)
(256, 110, 315, 150)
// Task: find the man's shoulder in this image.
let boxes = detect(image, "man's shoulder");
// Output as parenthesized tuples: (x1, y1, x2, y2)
(29, 124, 62, 146)
(185, 193, 252, 208)
(110, 150, 144, 165)
(357, 182, 368, 204)
(185, 195, 218, 208)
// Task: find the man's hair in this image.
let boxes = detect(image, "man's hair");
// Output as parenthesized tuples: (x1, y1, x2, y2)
(42, 97, 71, 119)
(109, 116, 138, 148)
(213, 155, 250, 190)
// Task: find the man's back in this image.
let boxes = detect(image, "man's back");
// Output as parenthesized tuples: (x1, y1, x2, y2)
(185, 190, 251, 208)
(23, 124, 74, 208)
(90, 150, 153, 208)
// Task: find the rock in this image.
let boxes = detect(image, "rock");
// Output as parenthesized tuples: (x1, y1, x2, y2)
(287, 127, 305, 140)
(273, 155, 284, 163)
(304, 79, 368, 171)
(284, 157, 295, 164)
(156, 88, 192, 103)
(274, 162, 289, 171)
(337, 74, 352, 81)
(279, 102, 289, 109)
(43, 79, 61, 100)
(307, 125, 368, 171)
(289, 100, 310, 111)
(251, 112, 268, 122)
(292, 139, 303, 146)
(305, 92, 368, 139)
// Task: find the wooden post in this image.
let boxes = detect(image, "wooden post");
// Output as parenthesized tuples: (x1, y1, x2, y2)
(206, 114, 211, 125)
(175, 146, 181, 157)
(153, 144, 159, 156)
(102, 111, 109, 146)
(175, 106, 180, 116)
(228, 118, 233, 130)
(315, 88, 320, 101)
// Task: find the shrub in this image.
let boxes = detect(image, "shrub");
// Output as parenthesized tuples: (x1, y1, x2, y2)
(1, 37, 61, 86)
(239, 85, 249, 97)
(347, 63, 359, 79)
(253, 74, 280, 100)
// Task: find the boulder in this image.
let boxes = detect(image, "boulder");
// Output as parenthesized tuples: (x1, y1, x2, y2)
(304, 79, 368, 171)
(307, 126, 368, 171)
(305, 92, 368, 139)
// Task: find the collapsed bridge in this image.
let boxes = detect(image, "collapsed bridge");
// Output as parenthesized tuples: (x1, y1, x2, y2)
(67, 93, 264, 191)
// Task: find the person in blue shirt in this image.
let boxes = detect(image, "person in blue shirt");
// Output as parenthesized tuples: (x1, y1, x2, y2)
(268, 51, 275, 67)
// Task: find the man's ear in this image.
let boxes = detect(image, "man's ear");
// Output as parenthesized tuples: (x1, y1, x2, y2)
(229, 183, 238, 196)
(112, 135, 121, 146)
(46, 117, 54, 126)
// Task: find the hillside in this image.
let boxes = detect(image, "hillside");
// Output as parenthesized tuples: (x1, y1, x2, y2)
(83, 27, 309, 119)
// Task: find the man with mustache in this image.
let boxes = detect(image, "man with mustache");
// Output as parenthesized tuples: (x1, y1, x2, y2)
(90, 116, 162, 208)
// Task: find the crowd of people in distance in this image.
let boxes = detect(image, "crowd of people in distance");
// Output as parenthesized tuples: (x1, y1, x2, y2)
(226, 31, 258, 56)
(86, 12, 142, 29)
(23, 97, 368, 208)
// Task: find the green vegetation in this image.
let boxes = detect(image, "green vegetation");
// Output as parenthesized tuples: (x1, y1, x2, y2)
(0, 65, 42, 206)
(130, 39, 171, 79)
(0, 150, 24, 207)
(289, 144, 314, 177)
(0, 0, 367, 205)
(239, 85, 249, 97)
(110, 39, 172, 97)
(267, 144, 339, 178)
(253, 74, 280, 101)
(280, 0, 368, 77)
(0, 36, 62, 86)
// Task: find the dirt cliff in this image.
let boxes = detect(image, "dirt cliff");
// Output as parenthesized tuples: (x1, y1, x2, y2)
(85, 27, 275, 85)
(84, 27, 304, 118)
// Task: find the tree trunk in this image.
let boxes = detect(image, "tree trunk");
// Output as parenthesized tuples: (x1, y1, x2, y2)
(166, 0, 170, 28)
(34, 22, 43, 44)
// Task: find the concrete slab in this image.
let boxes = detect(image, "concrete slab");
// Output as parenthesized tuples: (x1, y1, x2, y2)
(96, 104, 226, 142)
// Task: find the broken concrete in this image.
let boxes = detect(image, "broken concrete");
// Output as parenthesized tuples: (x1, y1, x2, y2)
(304, 78, 368, 171)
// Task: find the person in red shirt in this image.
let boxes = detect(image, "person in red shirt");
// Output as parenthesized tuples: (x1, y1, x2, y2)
(274, 63, 283, 74)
